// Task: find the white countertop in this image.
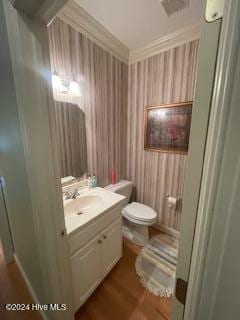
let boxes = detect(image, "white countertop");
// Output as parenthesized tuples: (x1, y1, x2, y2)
(63, 187, 125, 235)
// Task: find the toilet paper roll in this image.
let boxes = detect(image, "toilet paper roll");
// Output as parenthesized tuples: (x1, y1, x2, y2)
(167, 196, 177, 209)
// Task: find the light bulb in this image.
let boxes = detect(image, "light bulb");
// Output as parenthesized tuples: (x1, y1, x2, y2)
(69, 81, 81, 96)
(51, 72, 62, 91)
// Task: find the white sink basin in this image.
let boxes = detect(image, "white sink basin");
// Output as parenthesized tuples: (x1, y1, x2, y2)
(65, 195, 104, 216)
(63, 187, 126, 235)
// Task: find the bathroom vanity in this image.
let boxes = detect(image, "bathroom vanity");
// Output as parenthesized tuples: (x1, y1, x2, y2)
(63, 187, 125, 310)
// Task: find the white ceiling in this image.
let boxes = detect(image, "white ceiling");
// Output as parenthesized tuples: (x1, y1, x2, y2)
(73, 0, 204, 50)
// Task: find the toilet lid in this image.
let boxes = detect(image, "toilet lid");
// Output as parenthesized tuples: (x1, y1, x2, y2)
(123, 202, 157, 222)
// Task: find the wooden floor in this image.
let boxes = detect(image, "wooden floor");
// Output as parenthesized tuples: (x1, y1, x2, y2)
(0, 229, 172, 320)
(0, 241, 41, 320)
(75, 229, 172, 320)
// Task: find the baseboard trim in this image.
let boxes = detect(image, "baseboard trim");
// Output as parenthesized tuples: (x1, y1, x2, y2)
(154, 223, 180, 239)
(14, 254, 48, 320)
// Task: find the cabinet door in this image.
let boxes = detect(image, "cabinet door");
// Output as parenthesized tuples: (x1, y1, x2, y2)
(101, 218, 122, 278)
(70, 234, 102, 310)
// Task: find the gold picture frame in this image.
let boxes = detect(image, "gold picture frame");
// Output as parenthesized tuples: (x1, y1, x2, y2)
(144, 101, 193, 154)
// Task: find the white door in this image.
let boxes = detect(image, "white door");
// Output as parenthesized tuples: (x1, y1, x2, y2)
(173, 14, 222, 320)
(173, 2, 235, 318)
(101, 218, 122, 278)
(70, 234, 102, 310)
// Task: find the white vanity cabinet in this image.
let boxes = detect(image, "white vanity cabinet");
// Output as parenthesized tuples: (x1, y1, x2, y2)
(101, 218, 122, 278)
(68, 208, 122, 311)
(70, 234, 102, 309)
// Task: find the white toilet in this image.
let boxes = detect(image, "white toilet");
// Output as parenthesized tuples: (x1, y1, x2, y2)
(105, 180, 157, 246)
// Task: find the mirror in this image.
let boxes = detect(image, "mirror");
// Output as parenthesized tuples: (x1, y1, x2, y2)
(48, 17, 127, 188)
(53, 101, 88, 179)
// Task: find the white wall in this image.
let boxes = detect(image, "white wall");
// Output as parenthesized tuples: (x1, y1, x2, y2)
(2, 1, 74, 319)
(0, 0, 43, 300)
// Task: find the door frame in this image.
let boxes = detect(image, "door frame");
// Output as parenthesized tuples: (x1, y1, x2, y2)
(3, 1, 73, 320)
(4, 0, 240, 319)
(184, 0, 240, 318)
(173, 0, 240, 319)
(0, 176, 14, 264)
(173, 16, 221, 318)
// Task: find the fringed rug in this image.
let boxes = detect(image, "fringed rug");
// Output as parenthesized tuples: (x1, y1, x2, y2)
(135, 234, 178, 297)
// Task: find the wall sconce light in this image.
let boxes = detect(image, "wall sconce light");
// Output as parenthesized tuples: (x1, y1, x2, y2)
(51, 71, 66, 92)
(51, 71, 61, 90)
(69, 80, 81, 96)
(51, 71, 81, 96)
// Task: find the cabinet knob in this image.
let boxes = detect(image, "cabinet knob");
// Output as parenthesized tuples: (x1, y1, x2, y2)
(103, 235, 107, 239)
(98, 239, 102, 244)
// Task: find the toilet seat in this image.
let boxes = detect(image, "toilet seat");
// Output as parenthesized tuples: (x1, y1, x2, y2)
(122, 202, 157, 224)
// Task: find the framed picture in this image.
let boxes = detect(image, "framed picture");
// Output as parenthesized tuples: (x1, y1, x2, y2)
(144, 102, 192, 154)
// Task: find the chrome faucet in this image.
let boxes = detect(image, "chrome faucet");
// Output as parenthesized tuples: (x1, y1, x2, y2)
(65, 189, 80, 200)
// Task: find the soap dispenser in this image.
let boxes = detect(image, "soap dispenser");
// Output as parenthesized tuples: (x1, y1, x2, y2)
(88, 175, 93, 188)
(92, 174, 97, 188)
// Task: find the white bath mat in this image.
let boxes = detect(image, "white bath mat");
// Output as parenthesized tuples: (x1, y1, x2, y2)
(135, 234, 178, 297)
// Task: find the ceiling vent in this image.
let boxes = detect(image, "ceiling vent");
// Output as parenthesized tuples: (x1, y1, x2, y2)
(161, 0, 190, 16)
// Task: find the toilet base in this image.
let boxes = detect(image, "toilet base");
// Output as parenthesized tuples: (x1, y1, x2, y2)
(122, 218, 150, 246)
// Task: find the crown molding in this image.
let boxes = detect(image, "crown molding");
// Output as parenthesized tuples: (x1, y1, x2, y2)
(58, 1, 200, 66)
(58, 1, 129, 64)
(129, 24, 201, 64)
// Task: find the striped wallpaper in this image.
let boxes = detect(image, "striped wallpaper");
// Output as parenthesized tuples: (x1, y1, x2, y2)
(126, 40, 199, 231)
(48, 17, 199, 232)
(48, 18, 128, 186)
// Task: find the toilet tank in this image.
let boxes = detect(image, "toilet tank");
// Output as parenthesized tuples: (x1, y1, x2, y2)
(104, 180, 133, 203)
